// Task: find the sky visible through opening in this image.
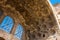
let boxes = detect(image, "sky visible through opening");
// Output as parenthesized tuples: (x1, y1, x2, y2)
(0, 16, 24, 39)
(0, 0, 60, 39)
(0, 16, 14, 33)
(15, 24, 24, 39)
(50, 0, 60, 5)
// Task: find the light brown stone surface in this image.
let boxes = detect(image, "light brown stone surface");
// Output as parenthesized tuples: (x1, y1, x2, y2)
(0, 30, 19, 40)
(46, 3, 60, 40)
(0, 0, 58, 40)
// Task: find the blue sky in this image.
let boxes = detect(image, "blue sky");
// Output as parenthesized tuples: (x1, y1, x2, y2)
(0, 16, 23, 39)
(50, 0, 60, 5)
(15, 24, 24, 39)
(0, 16, 14, 33)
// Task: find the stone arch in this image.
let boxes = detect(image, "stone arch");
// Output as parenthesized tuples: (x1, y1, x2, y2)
(0, 0, 59, 40)
(0, 6, 26, 40)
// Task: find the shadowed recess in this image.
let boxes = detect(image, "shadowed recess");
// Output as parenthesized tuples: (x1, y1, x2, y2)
(0, 37, 5, 40)
(0, 8, 3, 16)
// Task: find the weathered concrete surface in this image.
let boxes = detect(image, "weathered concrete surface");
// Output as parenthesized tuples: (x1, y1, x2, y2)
(0, 0, 58, 40)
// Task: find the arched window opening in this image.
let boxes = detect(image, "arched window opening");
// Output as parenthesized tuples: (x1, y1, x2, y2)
(0, 16, 14, 33)
(14, 24, 24, 40)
